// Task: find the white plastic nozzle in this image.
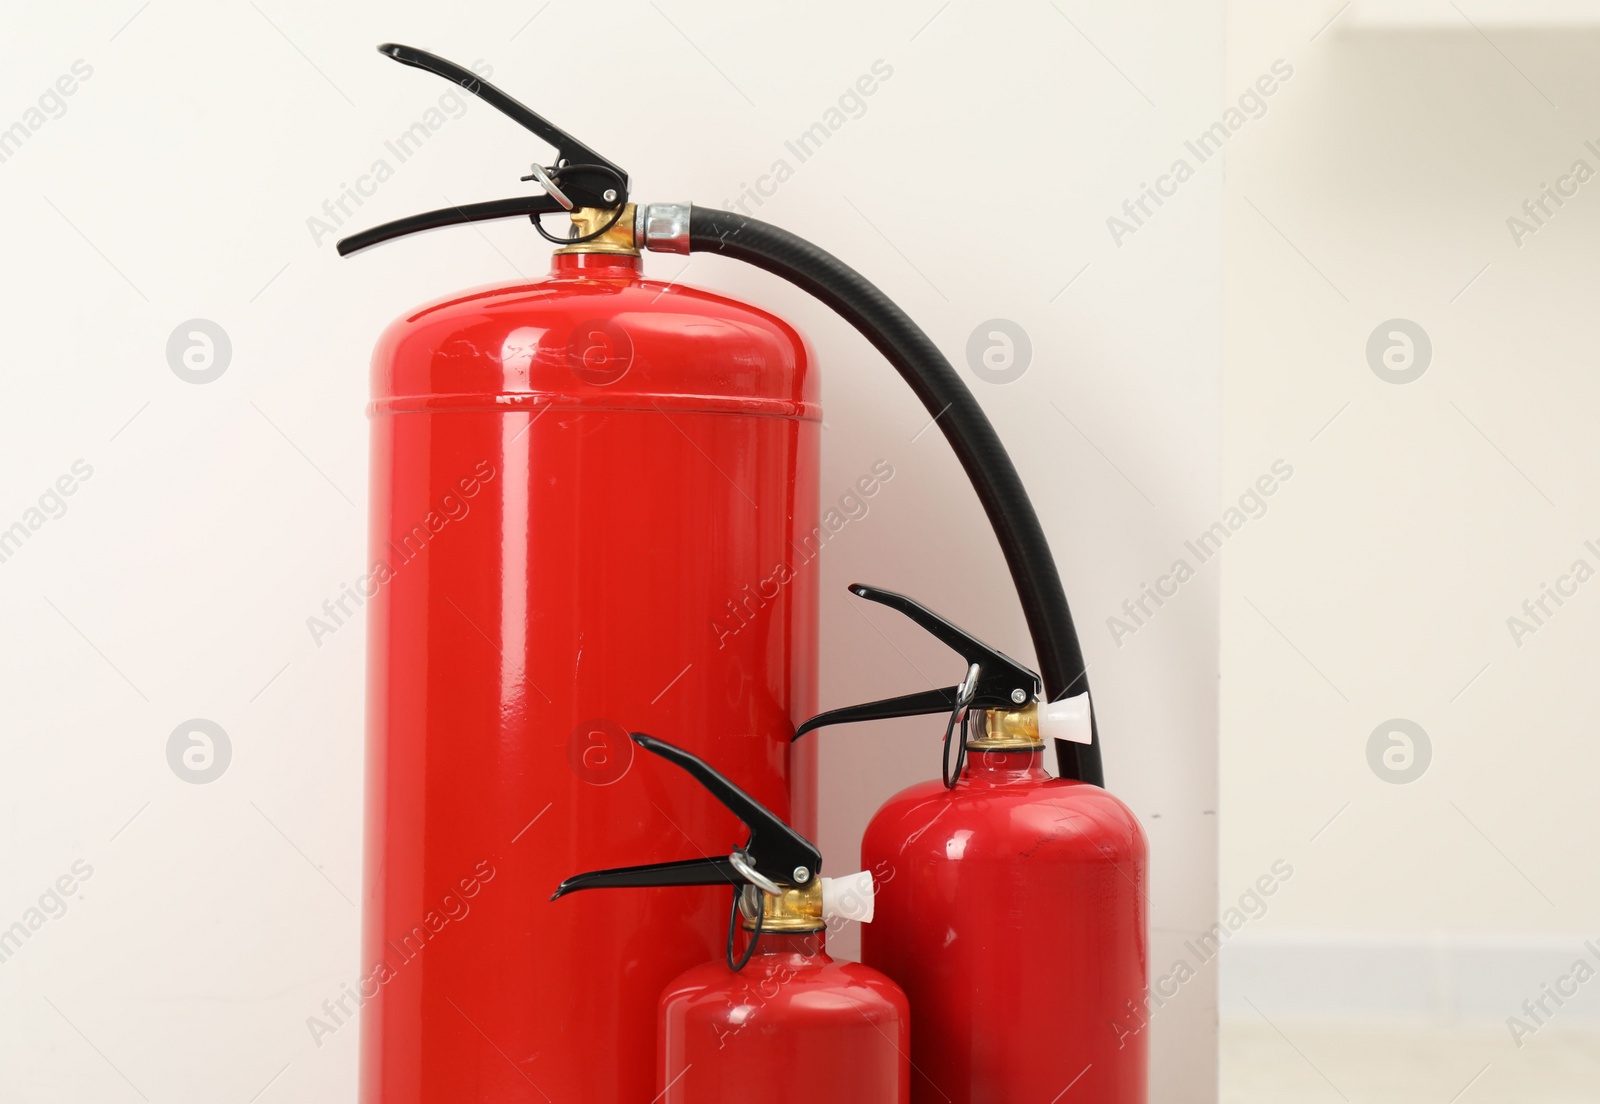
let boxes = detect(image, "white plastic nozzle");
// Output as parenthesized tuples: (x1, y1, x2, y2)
(819, 870, 876, 925)
(1039, 692, 1093, 745)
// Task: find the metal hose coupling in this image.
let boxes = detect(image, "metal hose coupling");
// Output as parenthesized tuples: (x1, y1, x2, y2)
(636, 202, 692, 254)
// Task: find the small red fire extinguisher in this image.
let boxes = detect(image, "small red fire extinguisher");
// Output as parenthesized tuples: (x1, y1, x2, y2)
(553, 733, 908, 1104)
(796, 585, 1148, 1104)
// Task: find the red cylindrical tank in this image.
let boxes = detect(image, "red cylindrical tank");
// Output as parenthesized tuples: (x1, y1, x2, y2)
(862, 747, 1148, 1104)
(659, 930, 910, 1103)
(360, 245, 820, 1103)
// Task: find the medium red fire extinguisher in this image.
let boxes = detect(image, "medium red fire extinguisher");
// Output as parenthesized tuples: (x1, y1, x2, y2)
(553, 733, 908, 1103)
(341, 42, 1121, 1104)
(796, 585, 1148, 1104)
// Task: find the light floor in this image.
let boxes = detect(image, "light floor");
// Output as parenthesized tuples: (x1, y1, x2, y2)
(1221, 1018, 1600, 1102)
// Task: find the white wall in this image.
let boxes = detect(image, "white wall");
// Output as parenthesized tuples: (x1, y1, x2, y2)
(0, 1, 1222, 1100)
(1222, 0, 1600, 1030)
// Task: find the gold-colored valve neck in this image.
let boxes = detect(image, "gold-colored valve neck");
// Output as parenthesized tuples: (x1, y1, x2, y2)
(553, 204, 639, 256)
(741, 880, 825, 932)
(967, 704, 1045, 751)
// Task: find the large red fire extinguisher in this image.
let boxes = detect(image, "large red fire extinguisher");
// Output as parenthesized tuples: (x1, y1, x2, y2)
(795, 585, 1147, 1103)
(552, 733, 908, 1103)
(341, 43, 1121, 1104)
(348, 52, 818, 1104)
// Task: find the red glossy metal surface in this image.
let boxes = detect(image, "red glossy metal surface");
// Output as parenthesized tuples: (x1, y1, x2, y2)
(862, 749, 1148, 1104)
(659, 932, 909, 1102)
(360, 252, 820, 1103)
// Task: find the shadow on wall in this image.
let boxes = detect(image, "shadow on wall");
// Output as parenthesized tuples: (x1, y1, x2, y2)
(1221, 0, 1600, 1023)
(1256, 23, 1600, 248)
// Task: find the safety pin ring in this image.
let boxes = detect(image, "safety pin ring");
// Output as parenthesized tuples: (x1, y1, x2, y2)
(521, 162, 574, 210)
(728, 850, 784, 896)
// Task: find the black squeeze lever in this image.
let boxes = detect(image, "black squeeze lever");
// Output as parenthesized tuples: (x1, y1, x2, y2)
(550, 734, 819, 901)
(794, 584, 1042, 740)
(795, 585, 1060, 789)
(337, 44, 629, 257)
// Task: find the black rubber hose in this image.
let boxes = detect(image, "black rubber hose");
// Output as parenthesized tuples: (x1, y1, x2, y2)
(689, 209, 1103, 787)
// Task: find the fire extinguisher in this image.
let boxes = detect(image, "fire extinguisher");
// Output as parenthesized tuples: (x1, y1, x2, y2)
(344, 48, 819, 1104)
(795, 584, 1148, 1104)
(552, 732, 909, 1103)
(340, 43, 1116, 1104)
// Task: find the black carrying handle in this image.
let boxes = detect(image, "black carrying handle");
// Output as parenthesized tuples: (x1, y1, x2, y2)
(550, 855, 742, 899)
(550, 734, 819, 901)
(338, 196, 568, 256)
(337, 44, 629, 257)
(794, 585, 1041, 740)
(794, 686, 958, 740)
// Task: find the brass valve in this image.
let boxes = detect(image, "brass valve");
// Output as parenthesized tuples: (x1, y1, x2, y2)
(741, 880, 826, 933)
(554, 204, 639, 257)
(967, 704, 1045, 751)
